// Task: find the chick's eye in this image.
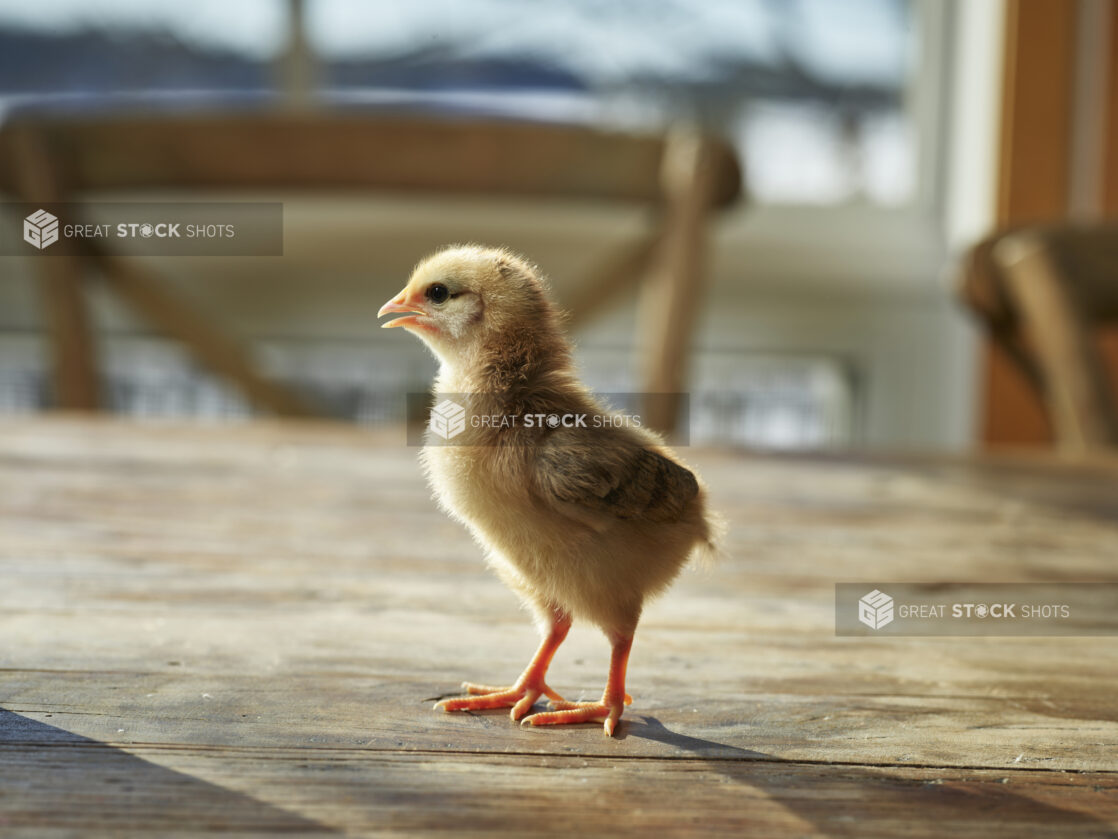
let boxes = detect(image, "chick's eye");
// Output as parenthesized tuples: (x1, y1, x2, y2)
(426, 283, 450, 304)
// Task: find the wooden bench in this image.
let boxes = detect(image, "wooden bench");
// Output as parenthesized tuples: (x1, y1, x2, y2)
(0, 113, 742, 432)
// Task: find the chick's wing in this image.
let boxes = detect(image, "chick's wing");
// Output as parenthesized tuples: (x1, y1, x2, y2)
(532, 429, 699, 525)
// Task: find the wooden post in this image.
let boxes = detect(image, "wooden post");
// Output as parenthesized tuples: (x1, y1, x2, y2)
(637, 126, 721, 436)
(1103, 0, 1118, 215)
(7, 126, 100, 411)
(982, 0, 1078, 446)
(276, 0, 317, 111)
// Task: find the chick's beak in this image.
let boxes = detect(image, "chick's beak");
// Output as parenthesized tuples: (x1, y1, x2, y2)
(378, 290, 426, 329)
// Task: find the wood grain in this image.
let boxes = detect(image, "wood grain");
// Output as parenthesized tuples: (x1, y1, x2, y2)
(1, 419, 1116, 836)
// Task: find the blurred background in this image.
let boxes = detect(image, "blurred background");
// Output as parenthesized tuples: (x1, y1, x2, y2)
(0, 0, 1114, 452)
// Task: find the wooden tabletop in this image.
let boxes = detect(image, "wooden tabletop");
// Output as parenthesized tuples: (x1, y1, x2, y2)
(1, 418, 1116, 837)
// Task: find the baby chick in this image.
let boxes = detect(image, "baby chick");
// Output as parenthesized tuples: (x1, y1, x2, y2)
(378, 245, 719, 736)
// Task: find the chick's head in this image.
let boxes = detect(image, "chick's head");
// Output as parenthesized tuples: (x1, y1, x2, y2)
(378, 245, 556, 366)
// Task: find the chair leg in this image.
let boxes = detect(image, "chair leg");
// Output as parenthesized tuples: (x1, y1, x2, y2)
(8, 124, 101, 411)
(637, 127, 720, 436)
(564, 230, 660, 329)
(998, 235, 1118, 451)
(38, 267, 100, 411)
(87, 244, 317, 419)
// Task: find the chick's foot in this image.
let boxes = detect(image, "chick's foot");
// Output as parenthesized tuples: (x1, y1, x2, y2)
(436, 678, 566, 721)
(522, 695, 631, 737)
(524, 634, 635, 737)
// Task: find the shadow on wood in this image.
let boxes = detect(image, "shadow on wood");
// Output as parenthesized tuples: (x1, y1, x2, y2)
(0, 709, 338, 835)
(621, 715, 1118, 836)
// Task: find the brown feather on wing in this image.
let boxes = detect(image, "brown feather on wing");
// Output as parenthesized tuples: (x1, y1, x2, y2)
(533, 431, 699, 523)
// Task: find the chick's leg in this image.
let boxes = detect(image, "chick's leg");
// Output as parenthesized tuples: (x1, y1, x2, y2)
(436, 609, 571, 721)
(522, 632, 634, 737)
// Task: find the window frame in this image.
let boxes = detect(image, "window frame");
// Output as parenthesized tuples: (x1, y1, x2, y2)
(715, 0, 954, 295)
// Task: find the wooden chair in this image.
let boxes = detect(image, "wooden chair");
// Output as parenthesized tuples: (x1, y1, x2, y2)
(0, 112, 742, 432)
(957, 224, 1118, 452)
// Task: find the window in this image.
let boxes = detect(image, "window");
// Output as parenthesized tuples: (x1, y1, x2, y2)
(735, 0, 919, 206)
(1, 0, 933, 217)
(0, 0, 965, 449)
(0, 0, 284, 111)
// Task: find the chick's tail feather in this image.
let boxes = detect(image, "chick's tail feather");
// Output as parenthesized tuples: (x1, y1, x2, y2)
(690, 508, 727, 570)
